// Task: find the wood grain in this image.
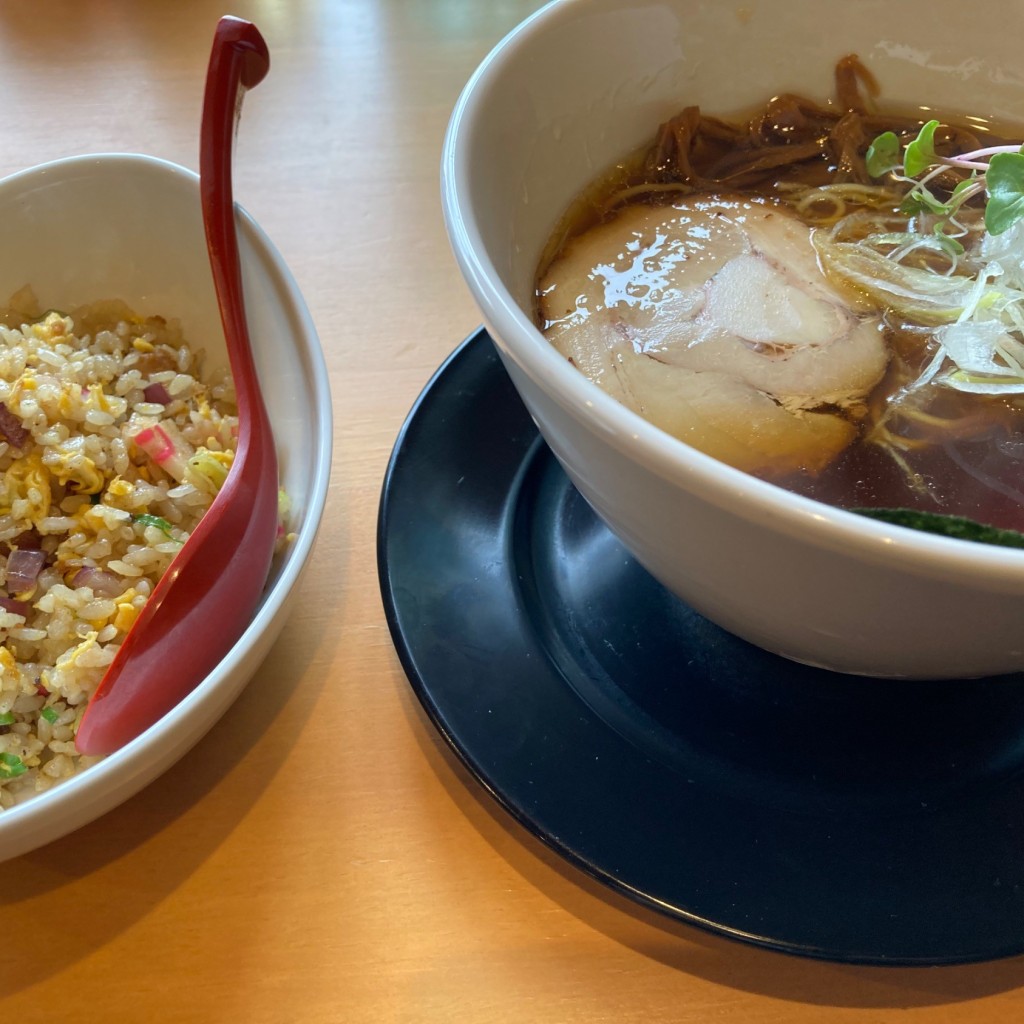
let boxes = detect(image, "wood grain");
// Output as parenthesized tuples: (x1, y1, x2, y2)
(2, 2, 1024, 1021)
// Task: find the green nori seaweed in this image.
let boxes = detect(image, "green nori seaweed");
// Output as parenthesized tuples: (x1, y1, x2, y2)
(852, 507, 1024, 548)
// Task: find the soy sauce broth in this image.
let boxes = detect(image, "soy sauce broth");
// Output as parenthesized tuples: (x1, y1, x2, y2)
(535, 59, 1024, 533)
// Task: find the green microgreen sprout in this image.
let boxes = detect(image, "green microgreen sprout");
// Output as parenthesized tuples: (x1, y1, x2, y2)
(866, 119, 1024, 236)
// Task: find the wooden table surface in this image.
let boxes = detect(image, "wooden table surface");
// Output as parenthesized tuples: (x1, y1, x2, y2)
(3, 1, 1024, 1021)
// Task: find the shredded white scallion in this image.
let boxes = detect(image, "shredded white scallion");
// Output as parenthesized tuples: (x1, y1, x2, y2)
(812, 201, 1024, 396)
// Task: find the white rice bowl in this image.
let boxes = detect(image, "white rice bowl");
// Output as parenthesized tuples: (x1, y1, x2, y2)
(0, 154, 331, 862)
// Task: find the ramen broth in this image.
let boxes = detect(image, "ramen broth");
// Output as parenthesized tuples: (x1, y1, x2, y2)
(535, 57, 1024, 532)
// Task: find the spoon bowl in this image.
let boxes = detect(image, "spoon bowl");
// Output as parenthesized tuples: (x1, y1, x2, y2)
(76, 17, 279, 754)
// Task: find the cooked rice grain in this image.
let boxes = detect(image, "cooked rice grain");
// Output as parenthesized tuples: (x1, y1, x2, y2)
(0, 293, 238, 808)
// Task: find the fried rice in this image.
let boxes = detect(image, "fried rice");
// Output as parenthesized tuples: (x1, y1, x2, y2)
(0, 288, 239, 808)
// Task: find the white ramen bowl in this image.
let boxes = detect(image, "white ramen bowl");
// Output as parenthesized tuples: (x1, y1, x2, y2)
(0, 154, 332, 862)
(442, 0, 1024, 679)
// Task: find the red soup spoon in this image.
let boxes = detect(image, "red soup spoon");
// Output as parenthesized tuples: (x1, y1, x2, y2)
(76, 17, 279, 754)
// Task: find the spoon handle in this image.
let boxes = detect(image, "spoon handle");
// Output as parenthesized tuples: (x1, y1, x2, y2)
(200, 16, 271, 437)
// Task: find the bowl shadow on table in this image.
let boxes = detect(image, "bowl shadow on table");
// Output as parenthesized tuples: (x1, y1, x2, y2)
(401, 680, 1024, 1009)
(0, 568, 334, 994)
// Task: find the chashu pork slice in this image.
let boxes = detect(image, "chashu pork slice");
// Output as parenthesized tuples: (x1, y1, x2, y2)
(539, 194, 889, 477)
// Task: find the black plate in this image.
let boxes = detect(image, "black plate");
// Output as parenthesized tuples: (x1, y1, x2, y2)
(377, 329, 1024, 966)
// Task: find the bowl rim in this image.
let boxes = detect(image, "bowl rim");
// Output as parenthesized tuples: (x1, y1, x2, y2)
(440, 0, 1024, 585)
(0, 152, 333, 849)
